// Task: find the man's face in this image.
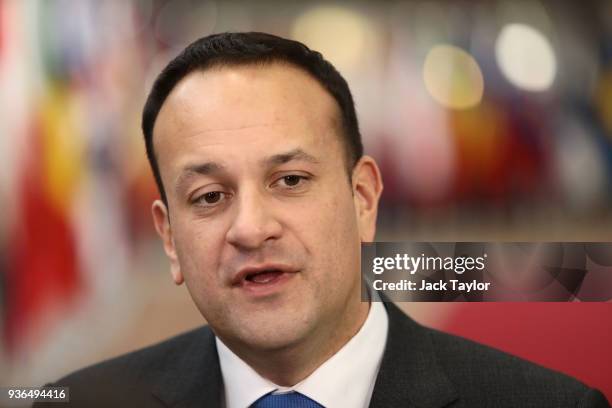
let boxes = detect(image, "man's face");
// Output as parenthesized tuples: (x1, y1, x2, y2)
(152, 63, 381, 352)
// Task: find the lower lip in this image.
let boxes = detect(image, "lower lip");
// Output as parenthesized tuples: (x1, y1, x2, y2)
(239, 271, 295, 296)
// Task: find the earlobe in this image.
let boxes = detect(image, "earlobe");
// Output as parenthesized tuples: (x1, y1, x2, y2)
(152, 200, 184, 285)
(352, 156, 383, 242)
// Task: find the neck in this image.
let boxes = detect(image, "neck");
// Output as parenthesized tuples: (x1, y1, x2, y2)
(224, 298, 370, 386)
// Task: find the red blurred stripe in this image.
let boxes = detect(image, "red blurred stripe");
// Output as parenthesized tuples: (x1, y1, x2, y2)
(442, 303, 612, 401)
(4, 118, 81, 355)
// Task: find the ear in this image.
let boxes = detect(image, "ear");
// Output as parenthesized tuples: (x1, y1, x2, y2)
(352, 155, 383, 242)
(152, 200, 184, 285)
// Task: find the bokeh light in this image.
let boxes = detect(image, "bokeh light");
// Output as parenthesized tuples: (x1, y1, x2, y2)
(423, 44, 484, 110)
(495, 23, 557, 91)
(291, 5, 375, 73)
(554, 114, 608, 212)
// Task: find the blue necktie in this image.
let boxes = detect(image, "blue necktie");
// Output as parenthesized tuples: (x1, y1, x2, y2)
(251, 391, 324, 408)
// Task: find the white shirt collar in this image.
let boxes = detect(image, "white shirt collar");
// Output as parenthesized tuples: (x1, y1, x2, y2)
(216, 297, 389, 408)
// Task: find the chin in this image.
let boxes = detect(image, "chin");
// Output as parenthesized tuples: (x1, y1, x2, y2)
(233, 320, 313, 352)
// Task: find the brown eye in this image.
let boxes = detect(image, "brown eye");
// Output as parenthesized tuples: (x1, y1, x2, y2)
(191, 189, 230, 211)
(271, 174, 311, 191)
(203, 191, 222, 204)
(283, 175, 302, 186)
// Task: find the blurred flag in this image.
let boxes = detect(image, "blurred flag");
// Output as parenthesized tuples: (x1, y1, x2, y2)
(4, 83, 84, 355)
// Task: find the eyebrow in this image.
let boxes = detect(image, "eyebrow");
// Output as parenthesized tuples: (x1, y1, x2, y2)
(262, 148, 320, 167)
(175, 162, 225, 193)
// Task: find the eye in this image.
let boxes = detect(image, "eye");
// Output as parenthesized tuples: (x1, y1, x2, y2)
(282, 175, 303, 187)
(202, 191, 223, 203)
(192, 191, 227, 207)
(274, 174, 310, 189)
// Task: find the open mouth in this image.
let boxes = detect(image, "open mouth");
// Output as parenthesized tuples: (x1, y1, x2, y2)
(232, 264, 296, 292)
(244, 269, 284, 284)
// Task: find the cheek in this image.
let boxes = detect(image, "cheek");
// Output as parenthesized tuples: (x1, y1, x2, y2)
(295, 190, 360, 281)
(172, 218, 233, 322)
(173, 217, 225, 286)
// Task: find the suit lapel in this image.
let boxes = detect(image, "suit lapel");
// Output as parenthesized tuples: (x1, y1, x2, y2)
(151, 326, 224, 408)
(369, 302, 458, 408)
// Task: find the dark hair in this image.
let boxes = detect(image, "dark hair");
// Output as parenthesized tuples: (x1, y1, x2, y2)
(142, 32, 363, 204)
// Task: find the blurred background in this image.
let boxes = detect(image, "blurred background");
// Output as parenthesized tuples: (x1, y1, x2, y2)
(1, 0, 611, 401)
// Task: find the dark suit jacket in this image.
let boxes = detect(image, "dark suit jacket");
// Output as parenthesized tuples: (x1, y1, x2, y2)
(35, 302, 610, 407)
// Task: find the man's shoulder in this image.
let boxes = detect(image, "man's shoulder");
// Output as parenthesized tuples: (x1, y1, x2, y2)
(429, 326, 609, 406)
(428, 325, 583, 386)
(35, 325, 218, 407)
(383, 303, 609, 407)
(61, 325, 213, 382)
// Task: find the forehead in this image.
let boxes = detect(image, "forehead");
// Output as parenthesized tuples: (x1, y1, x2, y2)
(153, 63, 343, 171)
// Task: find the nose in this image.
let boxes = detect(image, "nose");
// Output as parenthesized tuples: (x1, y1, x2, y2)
(225, 187, 282, 250)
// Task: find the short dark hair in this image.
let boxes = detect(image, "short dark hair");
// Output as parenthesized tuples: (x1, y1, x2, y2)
(142, 32, 363, 204)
